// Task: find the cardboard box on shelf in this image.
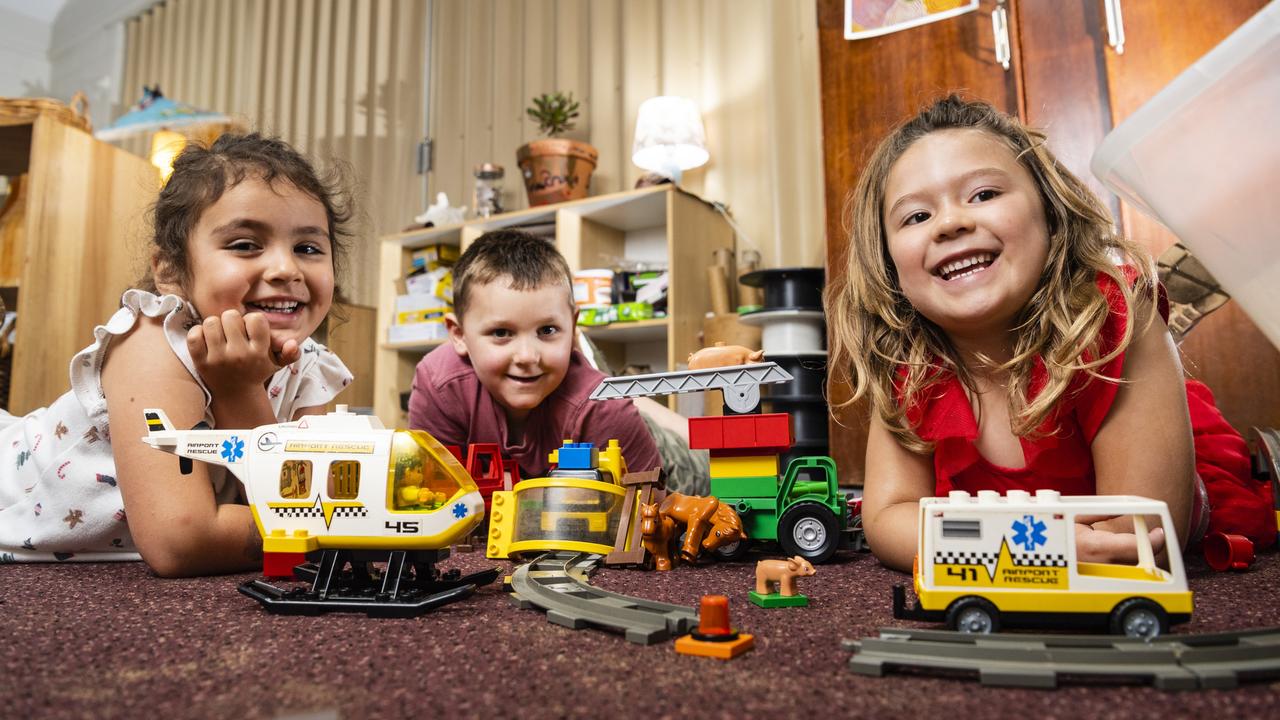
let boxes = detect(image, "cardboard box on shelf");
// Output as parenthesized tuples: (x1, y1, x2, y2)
(574, 269, 614, 306)
(410, 243, 459, 270)
(387, 319, 448, 344)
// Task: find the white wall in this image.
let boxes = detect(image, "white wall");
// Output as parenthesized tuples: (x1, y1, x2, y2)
(49, 0, 153, 130)
(0, 0, 152, 129)
(0, 7, 53, 97)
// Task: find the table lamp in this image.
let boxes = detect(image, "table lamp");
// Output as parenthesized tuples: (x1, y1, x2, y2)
(631, 96, 709, 184)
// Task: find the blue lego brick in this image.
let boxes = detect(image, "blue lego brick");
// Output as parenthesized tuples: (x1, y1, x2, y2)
(556, 442, 598, 470)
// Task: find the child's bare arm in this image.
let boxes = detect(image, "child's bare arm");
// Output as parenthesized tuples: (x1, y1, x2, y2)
(862, 414, 935, 572)
(103, 317, 261, 577)
(1090, 309, 1195, 548)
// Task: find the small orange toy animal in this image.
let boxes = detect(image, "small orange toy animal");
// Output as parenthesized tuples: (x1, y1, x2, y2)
(658, 493, 747, 567)
(687, 342, 765, 370)
(640, 502, 678, 571)
(755, 556, 816, 597)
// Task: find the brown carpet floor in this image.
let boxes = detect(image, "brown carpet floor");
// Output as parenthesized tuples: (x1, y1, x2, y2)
(4, 546, 1280, 719)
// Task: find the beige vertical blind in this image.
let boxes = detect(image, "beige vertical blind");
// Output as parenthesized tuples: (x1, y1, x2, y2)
(119, 0, 429, 306)
(428, 0, 827, 269)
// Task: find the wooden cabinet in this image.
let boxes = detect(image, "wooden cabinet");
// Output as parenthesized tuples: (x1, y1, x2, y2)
(817, 0, 1276, 484)
(372, 184, 735, 428)
(0, 115, 160, 414)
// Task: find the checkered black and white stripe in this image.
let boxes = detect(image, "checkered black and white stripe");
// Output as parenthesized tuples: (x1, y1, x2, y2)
(272, 506, 323, 518)
(331, 507, 368, 519)
(935, 551, 997, 565)
(1012, 554, 1067, 567)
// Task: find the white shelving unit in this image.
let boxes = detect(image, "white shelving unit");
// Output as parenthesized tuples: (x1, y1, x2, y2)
(373, 184, 735, 427)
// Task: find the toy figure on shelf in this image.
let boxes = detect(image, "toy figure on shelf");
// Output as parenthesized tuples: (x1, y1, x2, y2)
(750, 556, 816, 608)
(640, 492, 747, 570)
(686, 342, 765, 370)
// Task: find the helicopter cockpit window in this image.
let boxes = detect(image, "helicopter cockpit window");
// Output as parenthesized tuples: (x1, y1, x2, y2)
(328, 460, 361, 499)
(389, 430, 468, 512)
(279, 460, 312, 499)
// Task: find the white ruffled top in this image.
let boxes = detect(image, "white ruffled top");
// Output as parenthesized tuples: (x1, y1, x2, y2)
(0, 289, 353, 562)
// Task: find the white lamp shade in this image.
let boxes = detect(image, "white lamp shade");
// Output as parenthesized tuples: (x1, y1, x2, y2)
(631, 96, 709, 177)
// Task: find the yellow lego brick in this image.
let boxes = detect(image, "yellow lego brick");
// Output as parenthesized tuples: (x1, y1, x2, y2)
(262, 529, 319, 554)
(486, 491, 517, 559)
(709, 454, 779, 479)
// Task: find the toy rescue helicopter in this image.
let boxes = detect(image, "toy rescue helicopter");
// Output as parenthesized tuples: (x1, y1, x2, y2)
(141, 405, 499, 617)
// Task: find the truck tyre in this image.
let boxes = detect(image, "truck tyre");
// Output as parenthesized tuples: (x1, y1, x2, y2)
(946, 596, 1001, 634)
(1109, 598, 1168, 639)
(712, 539, 752, 561)
(777, 502, 840, 563)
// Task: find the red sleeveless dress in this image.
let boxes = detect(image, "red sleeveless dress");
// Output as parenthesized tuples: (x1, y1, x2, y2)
(901, 272, 1275, 547)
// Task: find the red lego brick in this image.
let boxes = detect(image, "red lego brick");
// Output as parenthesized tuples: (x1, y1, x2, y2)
(444, 444, 464, 464)
(262, 551, 307, 578)
(689, 413, 792, 451)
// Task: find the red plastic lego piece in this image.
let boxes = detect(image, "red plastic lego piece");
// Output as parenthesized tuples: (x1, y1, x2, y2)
(689, 413, 792, 451)
(467, 444, 511, 514)
(444, 444, 464, 464)
(262, 551, 307, 578)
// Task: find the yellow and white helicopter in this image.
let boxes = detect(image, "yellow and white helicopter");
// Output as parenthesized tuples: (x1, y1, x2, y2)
(141, 406, 498, 617)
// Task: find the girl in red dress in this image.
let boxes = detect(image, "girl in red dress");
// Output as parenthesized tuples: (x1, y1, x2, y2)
(826, 95, 1273, 572)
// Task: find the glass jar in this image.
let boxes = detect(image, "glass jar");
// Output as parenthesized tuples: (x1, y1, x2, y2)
(473, 163, 505, 218)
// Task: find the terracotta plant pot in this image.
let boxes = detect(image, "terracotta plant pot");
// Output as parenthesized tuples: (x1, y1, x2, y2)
(516, 138, 598, 207)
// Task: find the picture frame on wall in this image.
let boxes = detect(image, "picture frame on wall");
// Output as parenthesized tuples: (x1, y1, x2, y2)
(844, 0, 979, 40)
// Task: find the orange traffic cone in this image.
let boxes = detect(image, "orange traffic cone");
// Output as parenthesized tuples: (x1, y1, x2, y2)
(675, 594, 755, 659)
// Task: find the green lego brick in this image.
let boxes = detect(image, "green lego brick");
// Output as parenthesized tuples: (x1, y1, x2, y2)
(710, 475, 779, 498)
(748, 591, 809, 608)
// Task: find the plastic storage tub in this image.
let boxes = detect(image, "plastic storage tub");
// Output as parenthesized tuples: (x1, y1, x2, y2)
(1091, 3, 1280, 351)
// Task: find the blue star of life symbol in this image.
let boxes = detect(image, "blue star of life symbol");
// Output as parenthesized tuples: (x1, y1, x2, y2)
(1011, 514, 1047, 552)
(451, 502, 468, 519)
(220, 436, 245, 463)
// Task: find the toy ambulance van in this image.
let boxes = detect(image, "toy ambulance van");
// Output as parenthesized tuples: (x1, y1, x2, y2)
(894, 490, 1192, 638)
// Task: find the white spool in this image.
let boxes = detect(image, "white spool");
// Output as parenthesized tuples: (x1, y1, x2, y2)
(738, 309, 825, 354)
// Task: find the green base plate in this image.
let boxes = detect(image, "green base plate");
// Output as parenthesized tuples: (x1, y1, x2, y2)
(748, 590, 809, 608)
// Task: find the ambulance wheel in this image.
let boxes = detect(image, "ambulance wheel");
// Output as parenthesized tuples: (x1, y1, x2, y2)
(778, 502, 840, 564)
(946, 597, 1001, 634)
(1110, 598, 1168, 639)
(713, 540, 752, 562)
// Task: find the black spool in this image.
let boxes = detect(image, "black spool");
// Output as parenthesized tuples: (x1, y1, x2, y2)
(761, 353, 827, 400)
(739, 267, 825, 312)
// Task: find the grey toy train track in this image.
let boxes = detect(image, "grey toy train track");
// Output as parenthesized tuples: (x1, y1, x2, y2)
(843, 626, 1280, 690)
(508, 551, 698, 645)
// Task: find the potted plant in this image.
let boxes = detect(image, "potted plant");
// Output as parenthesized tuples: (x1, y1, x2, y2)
(516, 92, 598, 207)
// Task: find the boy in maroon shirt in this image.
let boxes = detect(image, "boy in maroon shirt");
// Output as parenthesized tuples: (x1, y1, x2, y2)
(408, 230, 660, 477)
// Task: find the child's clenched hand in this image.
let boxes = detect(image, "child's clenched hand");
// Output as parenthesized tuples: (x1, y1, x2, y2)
(187, 309, 299, 396)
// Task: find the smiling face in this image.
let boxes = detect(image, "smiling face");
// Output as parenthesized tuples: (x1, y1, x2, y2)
(883, 128, 1050, 355)
(448, 277, 577, 424)
(168, 175, 335, 350)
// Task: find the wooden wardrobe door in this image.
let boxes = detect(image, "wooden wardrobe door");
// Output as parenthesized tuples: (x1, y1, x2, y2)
(1014, 0, 1118, 214)
(1099, 0, 1279, 438)
(817, 0, 1018, 485)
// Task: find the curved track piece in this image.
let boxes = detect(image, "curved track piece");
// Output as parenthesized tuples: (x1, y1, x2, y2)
(509, 551, 698, 645)
(843, 626, 1280, 690)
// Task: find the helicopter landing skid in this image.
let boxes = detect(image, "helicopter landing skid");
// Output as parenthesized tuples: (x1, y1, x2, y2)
(239, 549, 500, 618)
